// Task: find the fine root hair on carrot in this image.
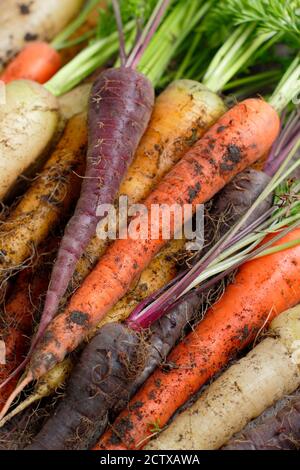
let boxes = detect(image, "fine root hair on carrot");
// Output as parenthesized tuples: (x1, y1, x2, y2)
(145, 304, 300, 450)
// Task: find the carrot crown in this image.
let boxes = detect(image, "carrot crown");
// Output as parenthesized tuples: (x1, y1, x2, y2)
(45, 0, 210, 96)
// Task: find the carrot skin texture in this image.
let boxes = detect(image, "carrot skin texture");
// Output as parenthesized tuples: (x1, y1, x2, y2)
(223, 397, 300, 450)
(37, 68, 154, 347)
(209, 168, 272, 238)
(97, 228, 300, 450)
(29, 98, 280, 380)
(1, 42, 62, 84)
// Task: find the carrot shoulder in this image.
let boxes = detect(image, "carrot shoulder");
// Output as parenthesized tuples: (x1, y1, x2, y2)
(30, 98, 280, 380)
(97, 228, 300, 450)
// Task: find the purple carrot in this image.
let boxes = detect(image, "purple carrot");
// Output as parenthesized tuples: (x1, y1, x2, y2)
(264, 108, 300, 176)
(37, 67, 154, 344)
(0, 2, 174, 387)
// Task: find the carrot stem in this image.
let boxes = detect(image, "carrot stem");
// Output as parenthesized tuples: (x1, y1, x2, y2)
(203, 26, 278, 92)
(269, 54, 300, 112)
(51, 0, 100, 50)
(112, 0, 127, 67)
(126, 0, 171, 69)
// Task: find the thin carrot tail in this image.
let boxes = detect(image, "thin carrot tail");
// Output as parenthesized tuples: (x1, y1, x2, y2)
(0, 356, 31, 391)
(0, 373, 33, 422)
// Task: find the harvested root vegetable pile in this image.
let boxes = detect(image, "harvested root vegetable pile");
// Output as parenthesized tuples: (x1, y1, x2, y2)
(0, 0, 300, 456)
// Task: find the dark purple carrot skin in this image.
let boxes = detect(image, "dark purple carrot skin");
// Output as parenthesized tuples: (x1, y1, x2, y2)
(223, 397, 300, 450)
(33, 67, 154, 349)
(204, 168, 273, 247)
(113, 293, 202, 417)
(26, 323, 142, 450)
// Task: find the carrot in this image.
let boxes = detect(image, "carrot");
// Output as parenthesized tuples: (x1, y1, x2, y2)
(0, 98, 279, 403)
(26, 323, 143, 450)
(0, 80, 59, 200)
(0, 113, 86, 287)
(34, 68, 154, 348)
(145, 305, 300, 450)
(0, 42, 62, 84)
(0, 359, 73, 431)
(98, 239, 185, 328)
(97, 227, 300, 450)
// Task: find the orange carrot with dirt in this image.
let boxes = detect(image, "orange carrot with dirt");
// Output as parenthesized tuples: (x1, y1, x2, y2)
(71, 79, 225, 291)
(97, 227, 300, 450)
(0, 97, 280, 417)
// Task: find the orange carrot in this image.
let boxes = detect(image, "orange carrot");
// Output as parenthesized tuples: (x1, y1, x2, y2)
(0, 98, 280, 416)
(96, 228, 300, 450)
(0, 42, 62, 84)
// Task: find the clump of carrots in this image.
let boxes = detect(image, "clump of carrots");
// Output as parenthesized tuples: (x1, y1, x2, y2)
(1, 0, 300, 453)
